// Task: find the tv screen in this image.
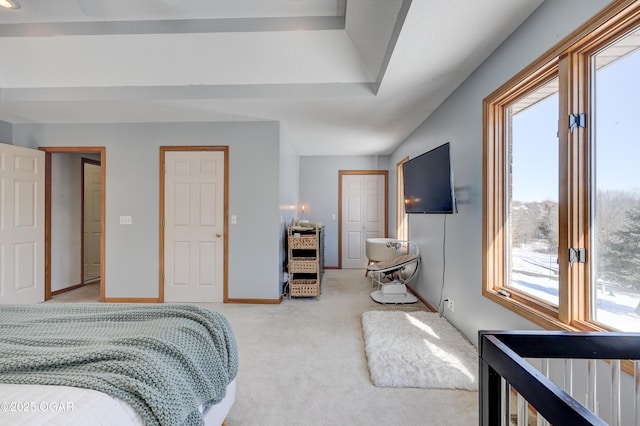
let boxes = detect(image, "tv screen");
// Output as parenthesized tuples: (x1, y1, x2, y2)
(402, 142, 457, 214)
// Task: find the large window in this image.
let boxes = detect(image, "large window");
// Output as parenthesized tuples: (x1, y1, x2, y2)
(591, 25, 640, 331)
(507, 78, 560, 308)
(484, 0, 640, 332)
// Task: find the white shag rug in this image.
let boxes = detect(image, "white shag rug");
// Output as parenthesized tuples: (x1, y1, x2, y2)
(361, 310, 478, 391)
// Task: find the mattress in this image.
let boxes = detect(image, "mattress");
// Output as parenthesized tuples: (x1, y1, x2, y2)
(0, 379, 236, 426)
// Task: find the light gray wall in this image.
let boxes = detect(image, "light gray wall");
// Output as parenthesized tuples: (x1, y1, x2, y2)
(299, 155, 390, 267)
(51, 153, 83, 292)
(0, 120, 12, 143)
(388, 0, 626, 419)
(390, 0, 610, 341)
(13, 121, 282, 300)
(278, 126, 300, 292)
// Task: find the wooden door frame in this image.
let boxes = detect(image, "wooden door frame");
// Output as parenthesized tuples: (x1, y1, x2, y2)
(81, 158, 101, 285)
(337, 170, 389, 269)
(39, 146, 106, 301)
(159, 146, 229, 303)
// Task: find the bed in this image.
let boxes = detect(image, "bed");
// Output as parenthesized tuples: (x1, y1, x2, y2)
(0, 303, 238, 426)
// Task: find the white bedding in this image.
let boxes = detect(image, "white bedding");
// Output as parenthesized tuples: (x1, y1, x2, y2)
(0, 380, 236, 426)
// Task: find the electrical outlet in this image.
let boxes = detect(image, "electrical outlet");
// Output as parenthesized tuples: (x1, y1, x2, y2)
(446, 299, 455, 311)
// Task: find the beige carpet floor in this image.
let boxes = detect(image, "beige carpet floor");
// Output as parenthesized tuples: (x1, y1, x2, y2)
(50, 269, 479, 425)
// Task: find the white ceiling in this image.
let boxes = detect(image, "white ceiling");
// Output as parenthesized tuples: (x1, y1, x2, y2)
(0, 0, 543, 155)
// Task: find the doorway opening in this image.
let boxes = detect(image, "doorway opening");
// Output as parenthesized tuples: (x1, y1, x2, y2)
(40, 147, 106, 302)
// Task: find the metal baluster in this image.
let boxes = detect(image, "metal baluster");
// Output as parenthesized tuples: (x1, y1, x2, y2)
(501, 379, 509, 426)
(587, 359, 597, 414)
(564, 358, 573, 397)
(611, 359, 620, 426)
(635, 360, 640, 426)
(538, 359, 549, 426)
(518, 392, 527, 426)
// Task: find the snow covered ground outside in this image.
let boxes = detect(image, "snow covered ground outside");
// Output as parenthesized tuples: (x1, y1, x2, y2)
(510, 246, 640, 331)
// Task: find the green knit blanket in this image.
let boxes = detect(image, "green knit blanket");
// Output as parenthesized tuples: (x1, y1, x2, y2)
(0, 303, 238, 426)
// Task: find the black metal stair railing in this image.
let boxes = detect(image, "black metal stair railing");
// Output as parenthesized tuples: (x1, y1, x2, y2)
(479, 330, 640, 425)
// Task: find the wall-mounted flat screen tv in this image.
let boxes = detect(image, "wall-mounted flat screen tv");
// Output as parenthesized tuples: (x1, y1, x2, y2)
(402, 142, 457, 214)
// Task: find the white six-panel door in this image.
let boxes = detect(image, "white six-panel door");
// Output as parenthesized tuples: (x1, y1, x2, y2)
(341, 173, 386, 269)
(0, 143, 45, 304)
(164, 150, 225, 302)
(83, 162, 102, 282)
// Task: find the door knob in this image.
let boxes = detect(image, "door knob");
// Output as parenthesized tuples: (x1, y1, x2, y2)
(216, 233, 222, 237)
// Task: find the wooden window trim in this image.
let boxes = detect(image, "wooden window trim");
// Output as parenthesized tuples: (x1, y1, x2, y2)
(483, 60, 561, 328)
(483, 0, 640, 333)
(396, 157, 409, 240)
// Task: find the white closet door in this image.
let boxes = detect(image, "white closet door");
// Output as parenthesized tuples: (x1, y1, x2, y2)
(0, 143, 45, 304)
(164, 150, 225, 302)
(341, 173, 385, 269)
(83, 162, 102, 281)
